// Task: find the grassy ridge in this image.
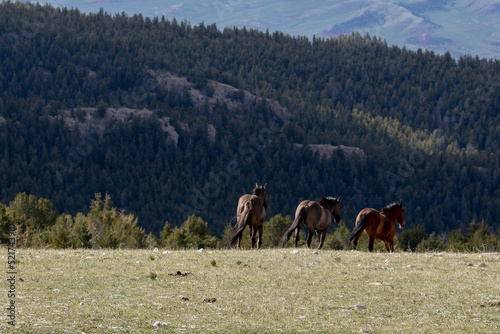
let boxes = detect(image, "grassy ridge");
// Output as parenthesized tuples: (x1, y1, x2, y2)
(2, 249, 499, 333)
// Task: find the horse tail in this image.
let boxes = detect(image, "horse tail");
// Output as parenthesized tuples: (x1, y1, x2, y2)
(345, 214, 367, 249)
(281, 206, 308, 247)
(229, 201, 253, 246)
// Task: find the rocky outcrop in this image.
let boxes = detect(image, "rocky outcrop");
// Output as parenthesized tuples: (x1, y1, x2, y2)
(47, 72, 293, 148)
(295, 143, 366, 160)
(149, 70, 291, 118)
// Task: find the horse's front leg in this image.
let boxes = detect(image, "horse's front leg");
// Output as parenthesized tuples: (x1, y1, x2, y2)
(306, 229, 314, 248)
(383, 240, 391, 252)
(389, 239, 394, 252)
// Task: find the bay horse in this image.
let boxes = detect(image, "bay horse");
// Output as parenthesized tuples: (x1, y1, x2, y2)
(346, 201, 405, 252)
(229, 183, 268, 249)
(281, 196, 342, 249)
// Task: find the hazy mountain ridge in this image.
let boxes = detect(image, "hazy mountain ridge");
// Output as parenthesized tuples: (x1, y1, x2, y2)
(38, 0, 500, 59)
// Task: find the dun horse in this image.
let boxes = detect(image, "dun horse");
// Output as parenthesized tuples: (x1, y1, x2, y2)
(229, 184, 268, 249)
(346, 201, 405, 252)
(281, 196, 342, 249)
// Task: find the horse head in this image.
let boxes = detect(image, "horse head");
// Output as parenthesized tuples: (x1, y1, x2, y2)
(382, 201, 405, 228)
(253, 183, 268, 210)
(319, 196, 342, 222)
(397, 201, 405, 228)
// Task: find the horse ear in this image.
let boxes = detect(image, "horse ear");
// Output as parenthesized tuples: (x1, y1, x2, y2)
(400, 201, 403, 207)
(255, 183, 258, 188)
(264, 183, 267, 189)
(338, 196, 342, 202)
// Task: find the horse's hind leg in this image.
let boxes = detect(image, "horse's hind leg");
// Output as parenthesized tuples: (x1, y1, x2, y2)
(383, 240, 392, 252)
(353, 233, 361, 250)
(249, 226, 256, 249)
(306, 229, 314, 248)
(368, 236, 375, 252)
(293, 229, 300, 247)
(318, 230, 326, 249)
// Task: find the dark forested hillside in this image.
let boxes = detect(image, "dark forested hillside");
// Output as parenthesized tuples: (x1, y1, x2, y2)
(1, 1, 499, 236)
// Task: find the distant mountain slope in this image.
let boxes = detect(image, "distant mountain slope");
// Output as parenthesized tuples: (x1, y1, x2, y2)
(40, 0, 500, 59)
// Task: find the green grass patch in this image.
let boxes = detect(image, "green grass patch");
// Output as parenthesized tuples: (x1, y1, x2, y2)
(1, 249, 499, 333)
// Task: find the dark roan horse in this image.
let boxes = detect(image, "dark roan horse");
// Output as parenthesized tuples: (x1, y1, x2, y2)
(229, 184, 268, 249)
(281, 196, 342, 249)
(346, 201, 405, 252)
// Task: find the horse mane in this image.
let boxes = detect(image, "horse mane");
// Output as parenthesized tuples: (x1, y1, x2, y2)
(318, 197, 330, 207)
(252, 184, 268, 210)
(252, 186, 264, 197)
(381, 202, 401, 213)
(319, 196, 338, 207)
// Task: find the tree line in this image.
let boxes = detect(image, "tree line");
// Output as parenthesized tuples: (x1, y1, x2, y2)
(1, 192, 498, 252)
(0, 1, 499, 236)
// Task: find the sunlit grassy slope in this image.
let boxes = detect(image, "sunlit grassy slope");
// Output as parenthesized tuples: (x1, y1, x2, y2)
(1, 249, 499, 333)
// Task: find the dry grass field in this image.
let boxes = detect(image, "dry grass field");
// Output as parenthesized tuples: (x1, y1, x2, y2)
(1, 248, 499, 333)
